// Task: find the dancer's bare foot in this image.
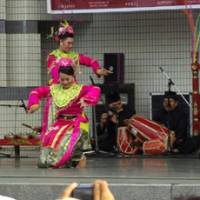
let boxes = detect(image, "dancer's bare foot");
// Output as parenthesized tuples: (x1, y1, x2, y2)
(76, 155, 86, 168)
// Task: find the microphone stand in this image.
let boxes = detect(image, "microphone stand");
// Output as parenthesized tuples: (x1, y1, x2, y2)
(0, 104, 24, 108)
(89, 76, 99, 152)
(159, 67, 192, 154)
(166, 78, 173, 153)
(89, 76, 114, 157)
(0, 99, 27, 112)
(159, 67, 191, 108)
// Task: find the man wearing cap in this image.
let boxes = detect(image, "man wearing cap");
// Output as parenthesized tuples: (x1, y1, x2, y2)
(96, 91, 135, 152)
(153, 91, 189, 150)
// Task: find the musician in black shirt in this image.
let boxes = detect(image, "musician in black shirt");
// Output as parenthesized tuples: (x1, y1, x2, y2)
(97, 91, 135, 152)
(153, 91, 200, 154)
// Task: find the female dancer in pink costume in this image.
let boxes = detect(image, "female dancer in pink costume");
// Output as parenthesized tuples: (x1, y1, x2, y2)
(47, 20, 111, 84)
(28, 58, 100, 168)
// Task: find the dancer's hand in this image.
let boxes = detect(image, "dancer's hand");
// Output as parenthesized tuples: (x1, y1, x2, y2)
(33, 126, 41, 133)
(94, 180, 115, 200)
(96, 68, 112, 77)
(79, 98, 88, 108)
(28, 104, 40, 114)
(59, 182, 79, 200)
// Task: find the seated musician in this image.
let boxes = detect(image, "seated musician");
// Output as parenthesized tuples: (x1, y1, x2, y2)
(96, 91, 135, 153)
(150, 90, 200, 154)
(153, 91, 189, 151)
(97, 90, 200, 155)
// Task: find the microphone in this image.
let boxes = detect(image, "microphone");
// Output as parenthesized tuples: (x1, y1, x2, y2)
(108, 110, 114, 117)
(108, 108, 117, 117)
(108, 66, 114, 72)
(89, 76, 95, 85)
(20, 99, 27, 113)
(168, 78, 175, 85)
(159, 67, 164, 72)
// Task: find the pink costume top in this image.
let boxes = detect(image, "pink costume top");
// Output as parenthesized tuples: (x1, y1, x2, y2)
(47, 49, 100, 83)
(28, 83, 101, 140)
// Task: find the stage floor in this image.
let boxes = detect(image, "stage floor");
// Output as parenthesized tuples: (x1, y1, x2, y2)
(0, 155, 200, 185)
(1, 153, 200, 200)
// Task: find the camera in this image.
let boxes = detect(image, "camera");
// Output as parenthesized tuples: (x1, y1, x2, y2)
(72, 184, 93, 200)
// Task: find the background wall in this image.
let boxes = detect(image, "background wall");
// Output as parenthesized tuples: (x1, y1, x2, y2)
(0, 0, 195, 137)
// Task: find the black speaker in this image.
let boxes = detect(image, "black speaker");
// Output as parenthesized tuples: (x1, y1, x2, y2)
(104, 53, 124, 84)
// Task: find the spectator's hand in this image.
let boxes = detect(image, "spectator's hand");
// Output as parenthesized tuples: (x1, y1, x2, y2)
(96, 68, 112, 77)
(59, 182, 79, 200)
(28, 104, 40, 114)
(94, 180, 115, 200)
(59, 180, 115, 200)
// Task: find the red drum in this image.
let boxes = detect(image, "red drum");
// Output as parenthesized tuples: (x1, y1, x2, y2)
(143, 139, 167, 155)
(117, 127, 141, 155)
(129, 115, 168, 143)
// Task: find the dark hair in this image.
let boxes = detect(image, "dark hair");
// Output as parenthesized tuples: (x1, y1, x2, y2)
(164, 91, 178, 101)
(106, 91, 121, 104)
(58, 66, 74, 76)
(59, 32, 74, 41)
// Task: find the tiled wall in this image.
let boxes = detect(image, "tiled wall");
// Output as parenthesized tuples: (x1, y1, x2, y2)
(0, 100, 41, 136)
(6, 34, 41, 87)
(0, 1, 42, 137)
(1, 33, 42, 137)
(40, 11, 194, 132)
(6, 0, 41, 21)
(0, 0, 198, 136)
(70, 12, 192, 117)
(0, 33, 6, 87)
(0, 0, 5, 20)
(6, 0, 92, 21)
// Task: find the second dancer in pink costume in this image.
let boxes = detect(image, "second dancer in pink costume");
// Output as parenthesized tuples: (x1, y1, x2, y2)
(47, 20, 111, 84)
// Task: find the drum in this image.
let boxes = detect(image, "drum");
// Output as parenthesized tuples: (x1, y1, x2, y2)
(143, 139, 167, 155)
(117, 127, 141, 155)
(129, 115, 168, 143)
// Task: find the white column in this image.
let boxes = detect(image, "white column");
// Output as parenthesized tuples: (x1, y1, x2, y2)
(0, 0, 5, 20)
(6, 34, 41, 87)
(0, 0, 6, 87)
(0, 34, 6, 87)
